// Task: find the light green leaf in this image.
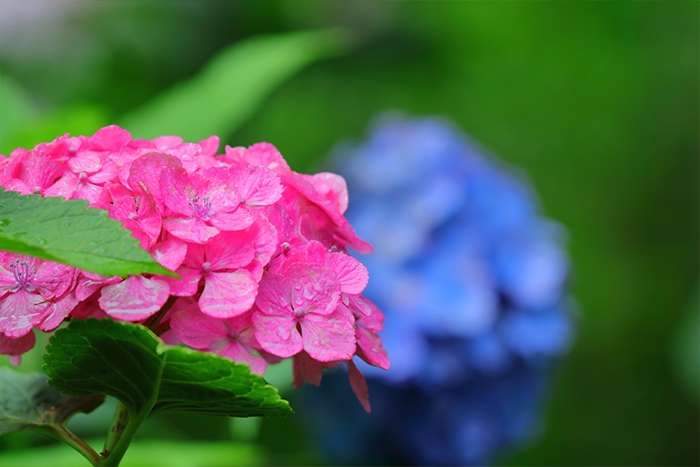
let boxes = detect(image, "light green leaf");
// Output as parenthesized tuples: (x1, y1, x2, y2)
(119, 28, 352, 141)
(0, 189, 175, 278)
(43, 318, 292, 419)
(0, 75, 107, 156)
(0, 368, 104, 436)
(0, 440, 264, 467)
(0, 74, 37, 155)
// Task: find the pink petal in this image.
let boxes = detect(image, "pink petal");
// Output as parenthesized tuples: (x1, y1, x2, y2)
(356, 326, 390, 370)
(357, 298, 384, 331)
(99, 276, 170, 322)
(135, 195, 163, 247)
(36, 293, 79, 332)
(32, 260, 76, 299)
(230, 164, 282, 206)
(67, 151, 102, 173)
(300, 307, 356, 362)
(236, 324, 260, 348)
(75, 272, 120, 301)
(74, 182, 106, 205)
(0, 330, 36, 356)
(87, 160, 118, 184)
(170, 306, 227, 349)
(290, 263, 341, 316)
(160, 167, 198, 215)
(43, 172, 80, 199)
(18, 152, 66, 190)
(4, 178, 33, 195)
(71, 293, 108, 320)
(208, 208, 254, 232)
(347, 359, 371, 413)
(168, 143, 202, 174)
(199, 270, 257, 318)
(151, 237, 188, 271)
(248, 219, 278, 268)
(313, 172, 349, 214)
(252, 312, 301, 358)
(163, 266, 201, 296)
(129, 152, 184, 210)
(235, 142, 290, 174)
(292, 351, 324, 388)
(345, 293, 374, 318)
(198, 171, 242, 213)
(206, 231, 255, 271)
(218, 340, 267, 376)
(198, 135, 220, 158)
(333, 221, 374, 254)
(163, 216, 220, 243)
(255, 273, 292, 317)
(0, 291, 47, 338)
(153, 135, 183, 150)
(325, 253, 368, 294)
(89, 125, 131, 151)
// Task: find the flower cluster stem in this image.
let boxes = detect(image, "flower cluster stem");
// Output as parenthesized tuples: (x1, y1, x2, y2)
(34, 425, 101, 466)
(98, 401, 148, 467)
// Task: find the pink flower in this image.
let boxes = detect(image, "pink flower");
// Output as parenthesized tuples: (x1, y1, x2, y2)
(253, 258, 356, 361)
(165, 231, 258, 318)
(0, 253, 77, 338)
(170, 305, 266, 375)
(0, 128, 389, 409)
(160, 166, 252, 243)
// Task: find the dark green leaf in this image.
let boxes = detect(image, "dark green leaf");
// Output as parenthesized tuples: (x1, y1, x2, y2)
(43, 319, 291, 419)
(0, 368, 104, 436)
(0, 189, 176, 278)
(119, 28, 352, 141)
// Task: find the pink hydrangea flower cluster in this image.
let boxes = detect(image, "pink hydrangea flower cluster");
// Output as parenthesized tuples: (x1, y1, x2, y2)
(0, 125, 389, 411)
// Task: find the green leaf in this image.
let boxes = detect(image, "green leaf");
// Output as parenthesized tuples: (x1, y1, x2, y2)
(0, 440, 264, 467)
(0, 74, 37, 155)
(119, 28, 352, 141)
(0, 368, 104, 436)
(43, 318, 292, 419)
(0, 189, 175, 278)
(2, 105, 108, 158)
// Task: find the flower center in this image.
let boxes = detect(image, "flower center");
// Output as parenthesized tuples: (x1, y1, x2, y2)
(9, 260, 35, 293)
(201, 262, 212, 274)
(290, 288, 307, 319)
(189, 195, 212, 220)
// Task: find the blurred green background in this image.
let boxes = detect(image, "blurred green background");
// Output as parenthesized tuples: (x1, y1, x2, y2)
(0, 1, 697, 466)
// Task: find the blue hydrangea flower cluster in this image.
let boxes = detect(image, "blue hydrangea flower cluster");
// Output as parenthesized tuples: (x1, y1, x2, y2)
(300, 115, 575, 466)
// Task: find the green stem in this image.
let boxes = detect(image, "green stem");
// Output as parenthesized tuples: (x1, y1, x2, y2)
(101, 401, 130, 459)
(98, 402, 148, 467)
(143, 295, 178, 331)
(35, 425, 101, 466)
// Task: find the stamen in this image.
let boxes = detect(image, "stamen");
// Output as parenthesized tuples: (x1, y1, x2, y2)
(8, 259, 35, 293)
(188, 195, 213, 220)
